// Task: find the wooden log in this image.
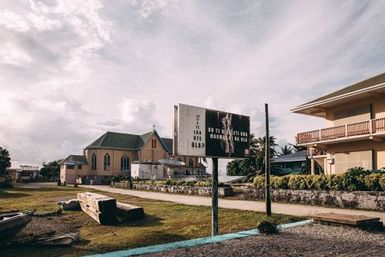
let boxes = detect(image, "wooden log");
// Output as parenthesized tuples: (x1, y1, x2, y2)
(311, 212, 380, 226)
(116, 202, 144, 222)
(77, 192, 117, 225)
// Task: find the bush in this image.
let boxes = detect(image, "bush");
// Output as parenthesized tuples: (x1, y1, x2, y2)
(271, 176, 289, 189)
(176, 180, 186, 186)
(379, 175, 385, 191)
(253, 176, 265, 189)
(186, 180, 197, 186)
(195, 180, 211, 187)
(364, 174, 382, 191)
(327, 174, 344, 190)
(287, 175, 309, 190)
(258, 220, 279, 234)
(165, 179, 176, 186)
(310, 175, 328, 190)
(342, 167, 370, 191)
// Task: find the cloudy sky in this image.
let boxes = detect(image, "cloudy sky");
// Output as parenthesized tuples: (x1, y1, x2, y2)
(1, 0, 385, 167)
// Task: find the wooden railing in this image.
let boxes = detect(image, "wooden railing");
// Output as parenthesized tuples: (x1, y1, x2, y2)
(320, 126, 345, 140)
(297, 117, 385, 144)
(373, 117, 385, 133)
(297, 130, 320, 144)
(347, 121, 370, 136)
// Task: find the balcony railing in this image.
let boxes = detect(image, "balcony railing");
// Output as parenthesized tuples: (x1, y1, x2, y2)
(297, 118, 385, 144)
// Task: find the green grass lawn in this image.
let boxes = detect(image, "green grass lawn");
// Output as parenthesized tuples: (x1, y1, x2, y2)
(0, 185, 302, 257)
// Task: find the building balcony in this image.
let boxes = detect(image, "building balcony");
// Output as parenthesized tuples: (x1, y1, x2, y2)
(296, 117, 385, 145)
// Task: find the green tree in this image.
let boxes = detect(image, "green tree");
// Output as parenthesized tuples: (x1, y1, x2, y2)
(226, 134, 277, 176)
(0, 148, 11, 176)
(279, 144, 294, 156)
(40, 160, 62, 180)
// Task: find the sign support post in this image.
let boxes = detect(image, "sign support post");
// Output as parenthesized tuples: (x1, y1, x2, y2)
(265, 103, 272, 216)
(211, 157, 219, 236)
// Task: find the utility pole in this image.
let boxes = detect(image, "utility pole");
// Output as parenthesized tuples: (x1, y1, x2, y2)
(212, 157, 219, 236)
(265, 103, 272, 216)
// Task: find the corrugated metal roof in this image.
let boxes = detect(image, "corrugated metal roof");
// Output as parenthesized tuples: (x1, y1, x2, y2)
(272, 151, 307, 163)
(61, 155, 88, 165)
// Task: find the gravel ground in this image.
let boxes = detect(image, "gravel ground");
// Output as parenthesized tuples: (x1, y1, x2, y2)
(144, 224, 385, 257)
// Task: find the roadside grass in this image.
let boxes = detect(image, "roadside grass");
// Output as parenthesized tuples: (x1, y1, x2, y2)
(0, 186, 303, 257)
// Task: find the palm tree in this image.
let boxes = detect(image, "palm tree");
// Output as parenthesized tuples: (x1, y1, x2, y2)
(280, 144, 293, 156)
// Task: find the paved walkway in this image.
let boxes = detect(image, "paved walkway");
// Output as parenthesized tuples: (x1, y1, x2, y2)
(81, 185, 385, 222)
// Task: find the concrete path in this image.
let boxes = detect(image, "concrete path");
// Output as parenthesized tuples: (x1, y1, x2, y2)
(81, 185, 385, 222)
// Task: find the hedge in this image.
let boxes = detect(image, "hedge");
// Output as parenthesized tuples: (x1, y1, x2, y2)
(253, 167, 385, 192)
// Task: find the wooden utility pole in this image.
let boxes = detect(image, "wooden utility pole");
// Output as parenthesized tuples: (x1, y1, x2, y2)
(212, 157, 219, 236)
(265, 103, 272, 216)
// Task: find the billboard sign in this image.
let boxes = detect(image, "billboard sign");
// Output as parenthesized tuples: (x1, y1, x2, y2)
(174, 104, 250, 158)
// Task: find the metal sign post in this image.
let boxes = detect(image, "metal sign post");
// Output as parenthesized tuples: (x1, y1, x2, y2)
(265, 103, 272, 216)
(211, 157, 219, 236)
(174, 103, 251, 237)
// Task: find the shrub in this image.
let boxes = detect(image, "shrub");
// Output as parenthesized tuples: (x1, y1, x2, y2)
(57, 179, 62, 186)
(253, 176, 265, 189)
(342, 167, 370, 191)
(379, 175, 385, 191)
(176, 180, 186, 186)
(310, 175, 328, 190)
(271, 176, 289, 189)
(186, 180, 197, 186)
(196, 180, 211, 187)
(258, 220, 279, 234)
(165, 179, 174, 186)
(287, 175, 309, 190)
(327, 174, 344, 191)
(364, 174, 382, 191)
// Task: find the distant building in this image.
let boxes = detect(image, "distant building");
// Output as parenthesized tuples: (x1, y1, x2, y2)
(293, 72, 385, 175)
(6, 162, 40, 183)
(19, 165, 40, 182)
(60, 129, 208, 184)
(272, 151, 307, 174)
(6, 161, 21, 183)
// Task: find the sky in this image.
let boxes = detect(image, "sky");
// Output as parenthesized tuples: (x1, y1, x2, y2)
(1, 0, 385, 168)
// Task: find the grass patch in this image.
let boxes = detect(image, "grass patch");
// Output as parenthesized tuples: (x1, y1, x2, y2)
(0, 185, 302, 257)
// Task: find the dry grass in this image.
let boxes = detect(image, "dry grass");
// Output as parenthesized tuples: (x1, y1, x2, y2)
(0, 185, 302, 257)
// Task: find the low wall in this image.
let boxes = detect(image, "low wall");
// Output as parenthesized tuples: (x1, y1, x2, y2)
(113, 182, 233, 197)
(234, 185, 385, 211)
(114, 182, 212, 196)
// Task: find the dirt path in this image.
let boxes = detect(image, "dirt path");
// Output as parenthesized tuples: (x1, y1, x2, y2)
(81, 185, 385, 222)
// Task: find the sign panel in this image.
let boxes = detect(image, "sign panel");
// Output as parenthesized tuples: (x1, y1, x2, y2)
(176, 104, 206, 157)
(175, 103, 250, 158)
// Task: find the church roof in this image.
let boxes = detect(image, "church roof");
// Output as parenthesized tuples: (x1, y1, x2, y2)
(86, 130, 172, 153)
(60, 155, 88, 165)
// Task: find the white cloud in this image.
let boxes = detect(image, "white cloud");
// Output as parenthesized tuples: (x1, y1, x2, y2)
(1, 0, 385, 165)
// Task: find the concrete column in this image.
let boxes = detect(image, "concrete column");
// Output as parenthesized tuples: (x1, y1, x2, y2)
(311, 158, 315, 175)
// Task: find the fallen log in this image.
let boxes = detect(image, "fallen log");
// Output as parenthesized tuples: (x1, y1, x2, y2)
(116, 202, 144, 222)
(77, 192, 117, 225)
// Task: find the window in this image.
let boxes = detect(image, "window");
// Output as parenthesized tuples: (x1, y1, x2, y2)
(104, 153, 110, 171)
(77, 165, 82, 169)
(188, 158, 193, 167)
(151, 139, 157, 148)
(91, 153, 97, 171)
(67, 165, 75, 169)
(120, 155, 130, 171)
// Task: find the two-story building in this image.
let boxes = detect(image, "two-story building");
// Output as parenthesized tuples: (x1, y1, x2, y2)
(60, 129, 206, 184)
(292, 72, 385, 175)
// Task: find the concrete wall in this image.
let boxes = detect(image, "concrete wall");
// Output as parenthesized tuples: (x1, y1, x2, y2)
(324, 95, 385, 126)
(235, 186, 385, 211)
(131, 163, 165, 180)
